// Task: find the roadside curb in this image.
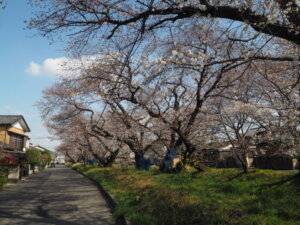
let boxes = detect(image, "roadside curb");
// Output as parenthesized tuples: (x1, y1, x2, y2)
(72, 168, 130, 225)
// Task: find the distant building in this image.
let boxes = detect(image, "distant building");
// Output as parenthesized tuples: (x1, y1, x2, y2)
(31, 145, 49, 152)
(55, 153, 65, 164)
(31, 145, 56, 166)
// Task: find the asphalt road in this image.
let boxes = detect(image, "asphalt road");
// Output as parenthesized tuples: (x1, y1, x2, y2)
(0, 165, 115, 225)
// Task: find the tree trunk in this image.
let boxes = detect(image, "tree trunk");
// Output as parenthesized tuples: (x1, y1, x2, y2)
(183, 143, 210, 172)
(241, 163, 249, 174)
(91, 152, 104, 167)
(102, 149, 120, 167)
(65, 151, 76, 163)
(236, 153, 249, 174)
(192, 161, 209, 173)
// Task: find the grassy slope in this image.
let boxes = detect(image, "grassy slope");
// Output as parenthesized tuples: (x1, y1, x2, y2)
(71, 164, 300, 225)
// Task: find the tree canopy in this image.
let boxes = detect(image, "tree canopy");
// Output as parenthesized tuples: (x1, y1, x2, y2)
(26, 148, 41, 165)
(29, 0, 300, 46)
(31, 0, 300, 173)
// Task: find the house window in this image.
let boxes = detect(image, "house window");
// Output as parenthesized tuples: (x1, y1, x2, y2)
(10, 133, 24, 151)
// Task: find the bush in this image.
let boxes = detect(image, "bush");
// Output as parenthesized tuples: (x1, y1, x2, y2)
(0, 166, 8, 189)
(26, 148, 41, 172)
(65, 162, 73, 167)
(40, 150, 52, 168)
(26, 148, 41, 164)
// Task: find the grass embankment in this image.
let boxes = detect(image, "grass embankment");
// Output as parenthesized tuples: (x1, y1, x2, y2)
(69, 163, 300, 225)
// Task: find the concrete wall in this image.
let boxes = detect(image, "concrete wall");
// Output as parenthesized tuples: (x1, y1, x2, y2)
(29, 164, 33, 175)
(34, 165, 39, 172)
(253, 155, 297, 170)
(28, 164, 40, 174)
(8, 165, 20, 181)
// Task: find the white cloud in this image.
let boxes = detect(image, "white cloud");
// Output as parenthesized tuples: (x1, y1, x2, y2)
(26, 55, 112, 78)
(26, 57, 71, 77)
(25, 56, 101, 77)
(44, 58, 63, 75)
(25, 62, 41, 75)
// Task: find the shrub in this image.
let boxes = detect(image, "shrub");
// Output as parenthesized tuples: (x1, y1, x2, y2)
(0, 166, 8, 189)
(40, 150, 52, 168)
(65, 162, 73, 167)
(26, 148, 41, 172)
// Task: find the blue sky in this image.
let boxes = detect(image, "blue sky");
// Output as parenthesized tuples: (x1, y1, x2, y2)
(0, 1, 66, 150)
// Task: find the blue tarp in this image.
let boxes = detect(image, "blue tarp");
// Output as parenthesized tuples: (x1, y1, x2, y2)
(135, 153, 152, 170)
(162, 149, 177, 172)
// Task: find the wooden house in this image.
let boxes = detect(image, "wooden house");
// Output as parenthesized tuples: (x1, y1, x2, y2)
(0, 115, 31, 152)
(0, 115, 31, 181)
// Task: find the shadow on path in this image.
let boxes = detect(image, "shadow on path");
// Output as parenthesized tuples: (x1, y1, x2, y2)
(0, 165, 114, 225)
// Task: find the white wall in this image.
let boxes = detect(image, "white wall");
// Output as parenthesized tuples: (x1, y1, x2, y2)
(8, 165, 20, 180)
(55, 154, 65, 164)
(12, 121, 23, 130)
(25, 139, 30, 149)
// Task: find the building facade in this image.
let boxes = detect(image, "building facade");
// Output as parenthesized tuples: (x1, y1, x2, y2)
(0, 115, 31, 181)
(0, 115, 31, 152)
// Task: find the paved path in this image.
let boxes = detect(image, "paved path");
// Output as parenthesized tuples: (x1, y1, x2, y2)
(0, 165, 115, 225)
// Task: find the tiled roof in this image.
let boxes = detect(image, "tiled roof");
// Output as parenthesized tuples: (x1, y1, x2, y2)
(0, 153, 19, 165)
(0, 115, 31, 132)
(33, 145, 53, 152)
(0, 115, 22, 125)
(0, 141, 15, 151)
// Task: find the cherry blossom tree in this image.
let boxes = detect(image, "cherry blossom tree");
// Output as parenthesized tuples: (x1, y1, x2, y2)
(70, 22, 265, 171)
(28, 0, 299, 77)
(217, 101, 259, 173)
(55, 143, 81, 164)
(29, 0, 300, 46)
(32, 0, 300, 172)
(252, 59, 300, 171)
(0, 1, 7, 9)
(38, 71, 167, 169)
(38, 79, 125, 167)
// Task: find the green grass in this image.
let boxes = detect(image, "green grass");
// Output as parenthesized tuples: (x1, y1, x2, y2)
(70, 164, 300, 225)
